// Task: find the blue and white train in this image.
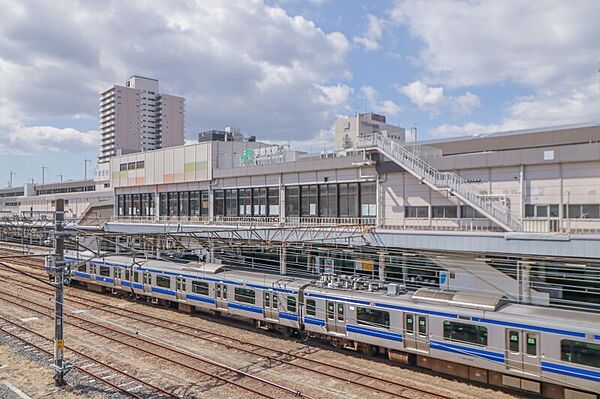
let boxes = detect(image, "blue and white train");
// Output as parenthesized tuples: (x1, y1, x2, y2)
(49, 252, 600, 399)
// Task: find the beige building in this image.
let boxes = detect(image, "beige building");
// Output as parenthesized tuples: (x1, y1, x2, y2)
(99, 76, 184, 163)
(334, 113, 405, 151)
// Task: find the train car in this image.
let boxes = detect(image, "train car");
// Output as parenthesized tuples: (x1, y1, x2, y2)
(53, 253, 600, 399)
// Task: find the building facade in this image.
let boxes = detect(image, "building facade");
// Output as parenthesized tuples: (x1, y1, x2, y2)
(334, 113, 406, 151)
(99, 76, 184, 163)
(110, 122, 600, 235)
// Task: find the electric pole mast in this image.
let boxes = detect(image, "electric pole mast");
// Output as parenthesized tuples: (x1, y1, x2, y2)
(53, 198, 67, 387)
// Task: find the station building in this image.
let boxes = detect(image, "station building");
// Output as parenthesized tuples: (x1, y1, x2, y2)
(111, 121, 600, 236)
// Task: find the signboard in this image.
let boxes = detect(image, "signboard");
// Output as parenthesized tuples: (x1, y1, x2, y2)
(240, 145, 288, 166)
(355, 258, 374, 272)
(323, 258, 335, 275)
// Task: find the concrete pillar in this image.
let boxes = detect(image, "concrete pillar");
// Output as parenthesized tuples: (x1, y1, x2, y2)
(402, 255, 408, 285)
(280, 243, 287, 275)
(518, 259, 533, 304)
(378, 252, 387, 282)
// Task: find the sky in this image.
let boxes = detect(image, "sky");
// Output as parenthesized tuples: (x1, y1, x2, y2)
(1, 0, 599, 187)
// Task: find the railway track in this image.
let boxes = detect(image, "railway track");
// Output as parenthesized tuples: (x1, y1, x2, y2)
(1, 271, 452, 399)
(0, 285, 321, 399)
(0, 257, 461, 399)
(0, 314, 181, 399)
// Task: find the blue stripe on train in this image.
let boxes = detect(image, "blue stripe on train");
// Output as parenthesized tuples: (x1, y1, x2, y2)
(430, 340, 504, 363)
(304, 317, 325, 327)
(94, 276, 114, 283)
(187, 294, 216, 304)
(73, 271, 90, 279)
(151, 287, 176, 296)
(347, 324, 403, 342)
(279, 312, 299, 321)
(229, 302, 263, 314)
(470, 317, 585, 338)
(542, 361, 600, 383)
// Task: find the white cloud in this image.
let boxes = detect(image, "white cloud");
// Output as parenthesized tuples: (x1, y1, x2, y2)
(361, 86, 402, 115)
(0, 0, 351, 155)
(392, 0, 600, 128)
(353, 14, 385, 51)
(430, 78, 600, 138)
(392, 0, 600, 88)
(399, 80, 480, 115)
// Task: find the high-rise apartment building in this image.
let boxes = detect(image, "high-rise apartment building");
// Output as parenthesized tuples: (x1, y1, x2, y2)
(99, 75, 184, 163)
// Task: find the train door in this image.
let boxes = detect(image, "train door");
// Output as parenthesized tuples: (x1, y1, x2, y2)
(326, 301, 346, 334)
(143, 272, 152, 293)
(505, 330, 541, 374)
(215, 283, 228, 310)
(89, 263, 97, 281)
(114, 268, 122, 287)
(404, 313, 430, 352)
(263, 291, 279, 320)
(175, 277, 186, 300)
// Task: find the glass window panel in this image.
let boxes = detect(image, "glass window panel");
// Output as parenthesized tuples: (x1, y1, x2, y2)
(443, 321, 488, 346)
(525, 204, 535, 217)
(201, 191, 209, 215)
(285, 186, 300, 217)
(549, 204, 559, 218)
(360, 181, 376, 217)
(526, 334, 537, 356)
(582, 204, 600, 219)
(179, 191, 189, 216)
(536, 205, 548, 217)
(356, 307, 390, 329)
(190, 191, 200, 216)
(509, 331, 520, 352)
(168, 192, 178, 216)
(568, 205, 581, 219)
(225, 189, 237, 216)
(267, 187, 279, 216)
(561, 340, 600, 368)
(214, 190, 225, 216)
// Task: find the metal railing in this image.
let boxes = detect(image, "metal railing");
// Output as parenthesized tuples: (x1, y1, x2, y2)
(356, 134, 521, 231)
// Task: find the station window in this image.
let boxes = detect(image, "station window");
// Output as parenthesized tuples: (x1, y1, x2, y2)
(159, 192, 168, 216)
(443, 321, 488, 346)
(156, 275, 171, 288)
(405, 206, 429, 218)
(356, 307, 390, 329)
(234, 288, 256, 304)
(287, 296, 297, 313)
(432, 205, 457, 219)
(360, 182, 376, 217)
(267, 187, 279, 216)
(564, 204, 600, 219)
(253, 187, 267, 216)
(301, 185, 318, 216)
(285, 186, 300, 217)
(224, 189, 237, 216)
(306, 299, 316, 316)
(339, 183, 359, 217)
(168, 192, 178, 216)
(192, 281, 209, 295)
(214, 190, 225, 216)
(201, 191, 209, 216)
(561, 340, 600, 368)
(319, 184, 337, 217)
(460, 205, 485, 219)
(239, 188, 252, 216)
(190, 191, 200, 216)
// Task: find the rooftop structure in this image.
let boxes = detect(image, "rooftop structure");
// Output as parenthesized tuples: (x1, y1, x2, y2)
(99, 75, 185, 163)
(334, 112, 405, 151)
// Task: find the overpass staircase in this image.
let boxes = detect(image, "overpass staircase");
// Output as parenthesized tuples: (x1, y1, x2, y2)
(356, 133, 521, 232)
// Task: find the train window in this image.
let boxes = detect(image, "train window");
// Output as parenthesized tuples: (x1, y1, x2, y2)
(287, 296, 297, 313)
(561, 340, 600, 368)
(115, 269, 122, 279)
(156, 275, 171, 288)
(125, 270, 130, 280)
(509, 331, 519, 352)
(223, 285, 228, 299)
(526, 334, 537, 356)
(418, 316, 427, 335)
(235, 288, 256, 304)
(99, 266, 110, 277)
(306, 299, 316, 316)
(272, 293, 277, 308)
(337, 303, 344, 322)
(264, 292, 270, 307)
(192, 281, 209, 295)
(357, 307, 390, 329)
(134, 271, 139, 282)
(405, 314, 414, 333)
(327, 302, 335, 320)
(443, 321, 488, 347)
(176, 277, 186, 291)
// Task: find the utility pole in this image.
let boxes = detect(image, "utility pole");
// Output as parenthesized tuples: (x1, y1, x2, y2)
(42, 166, 49, 185)
(57, 174, 63, 182)
(53, 198, 68, 387)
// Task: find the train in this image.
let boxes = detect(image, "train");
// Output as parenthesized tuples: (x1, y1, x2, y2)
(47, 252, 600, 399)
